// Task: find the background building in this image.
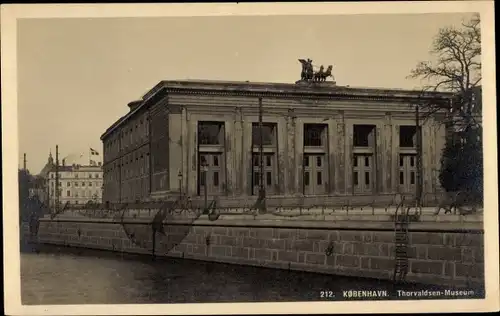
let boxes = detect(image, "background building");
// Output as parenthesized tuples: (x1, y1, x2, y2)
(29, 152, 56, 205)
(101, 80, 452, 204)
(47, 163, 103, 207)
(29, 176, 46, 200)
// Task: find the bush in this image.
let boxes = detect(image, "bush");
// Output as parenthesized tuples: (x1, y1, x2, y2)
(19, 169, 33, 222)
(439, 129, 483, 198)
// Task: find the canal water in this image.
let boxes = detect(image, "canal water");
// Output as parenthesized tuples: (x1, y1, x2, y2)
(21, 243, 452, 305)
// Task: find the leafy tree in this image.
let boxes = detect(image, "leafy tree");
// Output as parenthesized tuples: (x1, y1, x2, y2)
(18, 169, 34, 222)
(439, 130, 482, 194)
(408, 14, 482, 195)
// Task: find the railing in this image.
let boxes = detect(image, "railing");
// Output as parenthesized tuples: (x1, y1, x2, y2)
(49, 201, 71, 219)
(433, 191, 483, 215)
(40, 190, 483, 220)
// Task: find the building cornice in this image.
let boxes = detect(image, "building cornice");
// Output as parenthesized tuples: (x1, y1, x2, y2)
(101, 80, 452, 141)
(163, 88, 450, 103)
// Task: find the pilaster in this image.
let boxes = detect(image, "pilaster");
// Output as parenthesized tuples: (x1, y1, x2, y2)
(285, 111, 297, 195)
(421, 121, 432, 195)
(429, 119, 439, 193)
(335, 111, 346, 194)
(434, 121, 446, 192)
(375, 123, 383, 194)
(242, 120, 252, 195)
(181, 107, 190, 195)
(345, 121, 353, 194)
(294, 119, 304, 195)
(383, 113, 393, 193)
(224, 120, 234, 196)
(187, 117, 198, 196)
(276, 117, 288, 194)
(168, 112, 182, 193)
(326, 118, 336, 194)
(391, 123, 400, 193)
(233, 108, 243, 195)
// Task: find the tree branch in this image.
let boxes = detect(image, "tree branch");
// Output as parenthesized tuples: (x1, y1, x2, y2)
(408, 15, 482, 131)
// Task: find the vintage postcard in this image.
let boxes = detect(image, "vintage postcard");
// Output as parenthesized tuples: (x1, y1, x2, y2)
(2, 1, 499, 315)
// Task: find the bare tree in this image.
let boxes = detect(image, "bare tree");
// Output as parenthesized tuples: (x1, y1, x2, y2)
(408, 14, 481, 132)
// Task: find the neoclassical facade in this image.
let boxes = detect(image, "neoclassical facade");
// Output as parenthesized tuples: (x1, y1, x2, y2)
(100, 80, 451, 204)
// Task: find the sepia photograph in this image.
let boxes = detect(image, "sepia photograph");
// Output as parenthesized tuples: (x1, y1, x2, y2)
(2, 2, 499, 315)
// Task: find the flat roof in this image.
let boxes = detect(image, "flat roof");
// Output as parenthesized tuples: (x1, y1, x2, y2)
(101, 79, 453, 140)
(142, 79, 452, 100)
(48, 165, 102, 173)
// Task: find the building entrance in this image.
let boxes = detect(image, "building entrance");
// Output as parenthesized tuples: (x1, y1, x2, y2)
(353, 154, 374, 194)
(199, 153, 224, 196)
(251, 153, 276, 195)
(398, 154, 417, 193)
(303, 154, 326, 195)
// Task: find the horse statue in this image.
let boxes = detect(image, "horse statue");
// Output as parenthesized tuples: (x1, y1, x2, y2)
(298, 59, 334, 83)
(313, 65, 334, 82)
(298, 58, 314, 81)
(313, 65, 325, 82)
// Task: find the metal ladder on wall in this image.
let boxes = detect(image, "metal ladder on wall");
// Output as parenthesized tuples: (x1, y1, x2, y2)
(392, 198, 411, 283)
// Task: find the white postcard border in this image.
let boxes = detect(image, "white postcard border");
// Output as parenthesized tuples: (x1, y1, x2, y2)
(2, 1, 498, 315)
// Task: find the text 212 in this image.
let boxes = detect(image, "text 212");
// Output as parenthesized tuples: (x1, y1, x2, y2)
(320, 291, 335, 298)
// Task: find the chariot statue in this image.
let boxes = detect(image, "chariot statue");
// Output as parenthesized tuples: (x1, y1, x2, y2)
(298, 59, 335, 83)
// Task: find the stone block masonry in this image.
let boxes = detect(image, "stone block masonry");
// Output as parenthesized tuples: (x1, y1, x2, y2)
(26, 214, 484, 289)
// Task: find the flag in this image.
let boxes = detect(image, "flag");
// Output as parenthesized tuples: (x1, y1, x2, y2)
(90, 148, 99, 155)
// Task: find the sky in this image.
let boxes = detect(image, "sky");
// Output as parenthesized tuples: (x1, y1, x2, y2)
(17, 12, 475, 174)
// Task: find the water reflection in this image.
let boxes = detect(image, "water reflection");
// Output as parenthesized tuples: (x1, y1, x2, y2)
(21, 245, 445, 305)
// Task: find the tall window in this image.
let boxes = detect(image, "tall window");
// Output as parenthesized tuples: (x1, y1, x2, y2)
(352, 124, 376, 194)
(198, 153, 224, 196)
(399, 126, 417, 148)
(353, 154, 373, 194)
(198, 122, 224, 145)
(303, 154, 326, 195)
(353, 125, 376, 147)
(251, 122, 278, 195)
(252, 153, 276, 194)
(399, 154, 417, 193)
(197, 121, 226, 196)
(252, 123, 276, 146)
(304, 124, 326, 147)
(303, 124, 328, 195)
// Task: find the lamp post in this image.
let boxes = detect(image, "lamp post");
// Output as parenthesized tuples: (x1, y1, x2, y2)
(202, 162, 209, 210)
(55, 145, 60, 214)
(258, 97, 267, 214)
(178, 170, 183, 198)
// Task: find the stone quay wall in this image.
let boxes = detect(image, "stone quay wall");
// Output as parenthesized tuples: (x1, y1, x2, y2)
(24, 211, 484, 289)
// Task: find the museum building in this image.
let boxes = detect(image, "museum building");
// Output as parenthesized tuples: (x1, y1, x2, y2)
(100, 80, 451, 204)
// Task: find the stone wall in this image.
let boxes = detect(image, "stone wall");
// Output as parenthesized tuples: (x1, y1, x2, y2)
(25, 214, 484, 289)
